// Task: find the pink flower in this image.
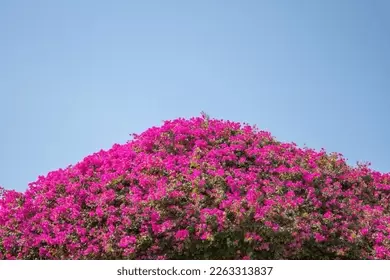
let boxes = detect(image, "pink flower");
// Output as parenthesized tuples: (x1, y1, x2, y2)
(374, 246, 387, 259)
(175, 229, 189, 241)
(119, 236, 137, 248)
(360, 228, 369, 236)
(96, 207, 104, 218)
(314, 233, 326, 242)
(200, 232, 212, 240)
(323, 211, 332, 219)
(39, 248, 49, 257)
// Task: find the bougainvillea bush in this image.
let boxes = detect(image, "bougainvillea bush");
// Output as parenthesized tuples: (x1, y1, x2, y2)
(1, 115, 389, 260)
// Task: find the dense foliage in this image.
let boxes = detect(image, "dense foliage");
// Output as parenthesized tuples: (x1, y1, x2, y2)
(1, 115, 389, 259)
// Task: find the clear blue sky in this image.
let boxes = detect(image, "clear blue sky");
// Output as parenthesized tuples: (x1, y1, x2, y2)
(1, 0, 389, 192)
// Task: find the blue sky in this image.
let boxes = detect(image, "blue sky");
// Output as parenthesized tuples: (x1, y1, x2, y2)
(1, 0, 389, 192)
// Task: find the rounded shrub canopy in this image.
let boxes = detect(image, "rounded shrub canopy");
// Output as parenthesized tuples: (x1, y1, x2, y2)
(0, 115, 389, 259)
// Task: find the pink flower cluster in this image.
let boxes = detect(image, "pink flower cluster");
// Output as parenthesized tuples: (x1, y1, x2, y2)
(0, 115, 389, 259)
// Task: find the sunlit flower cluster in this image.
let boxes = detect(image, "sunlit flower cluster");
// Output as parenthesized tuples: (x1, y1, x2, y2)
(1, 115, 389, 259)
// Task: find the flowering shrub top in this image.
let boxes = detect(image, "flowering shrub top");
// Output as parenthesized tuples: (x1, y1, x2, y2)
(1, 115, 389, 259)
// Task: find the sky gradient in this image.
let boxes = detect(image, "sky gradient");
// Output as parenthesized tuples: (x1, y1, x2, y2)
(1, 0, 389, 192)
